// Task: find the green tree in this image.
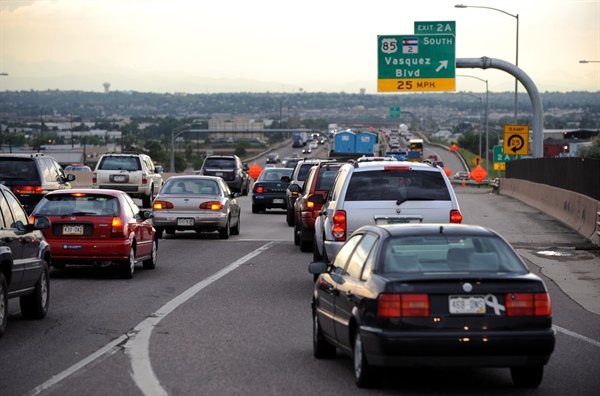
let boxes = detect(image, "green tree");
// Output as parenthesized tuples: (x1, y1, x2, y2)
(578, 137, 600, 159)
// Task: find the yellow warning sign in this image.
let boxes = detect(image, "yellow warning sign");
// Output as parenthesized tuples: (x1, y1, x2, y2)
(503, 125, 529, 156)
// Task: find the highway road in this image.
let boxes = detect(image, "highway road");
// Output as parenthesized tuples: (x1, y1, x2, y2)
(1, 143, 599, 396)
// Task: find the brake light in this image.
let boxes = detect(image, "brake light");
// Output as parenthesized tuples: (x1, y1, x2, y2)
(111, 217, 126, 237)
(200, 201, 223, 210)
(384, 166, 410, 171)
(378, 294, 429, 317)
(92, 174, 97, 184)
(332, 210, 346, 241)
(12, 186, 44, 194)
(142, 173, 148, 185)
(153, 200, 173, 210)
(255, 186, 265, 193)
(450, 209, 463, 223)
(505, 293, 552, 316)
(71, 193, 87, 197)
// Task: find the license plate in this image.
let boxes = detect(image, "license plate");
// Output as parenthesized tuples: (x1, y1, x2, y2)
(63, 225, 84, 235)
(387, 219, 410, 224)
(114, 175, 126, 182)
(449, 295, 486, 314)
(215, 172, 223, 177)
(273, 199, 284, 204)
(177, 218, 194, 226)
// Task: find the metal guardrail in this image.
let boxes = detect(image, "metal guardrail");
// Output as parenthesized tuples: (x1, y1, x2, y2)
(597, 211, 600, 238)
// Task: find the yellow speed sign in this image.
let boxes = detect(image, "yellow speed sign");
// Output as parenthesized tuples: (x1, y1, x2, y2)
(503, 125, 529, 156)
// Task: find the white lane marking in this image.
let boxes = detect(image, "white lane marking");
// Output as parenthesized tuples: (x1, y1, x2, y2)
(25, 243, 274, 396)
(554, 325, 600, 348)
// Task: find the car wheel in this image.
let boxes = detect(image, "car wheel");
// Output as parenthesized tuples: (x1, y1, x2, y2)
(299, 225, 313, 252)
(155, 227, 164, 239)
(52, 260, 66, 269)
(313, 308, 336, 359)
(354, 332, 378, 388)
(0, 273, 8, 337)
(252, 204, 259, 214)
(119, 247, 135, 279)
(511, 366, 544, 388)
(242, 184, 249, 196)
(286, 207, 295, 226)
(20, 259, 50, 320)
(142, 187, 153, 208)
(165, 229, 175, 235)
(293, 222, 300, 246)
(313, 238, 323, 261)
(143, 239, 158, 270)
(230, 214, 240, 235)
(219, 218, 230, 240)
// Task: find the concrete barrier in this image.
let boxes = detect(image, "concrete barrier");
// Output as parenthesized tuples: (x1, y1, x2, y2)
(500, 178, 600, 247)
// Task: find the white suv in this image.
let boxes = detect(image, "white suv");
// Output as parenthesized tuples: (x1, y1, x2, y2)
(313, 160, 463, 263)
(92, 153, 163, 208)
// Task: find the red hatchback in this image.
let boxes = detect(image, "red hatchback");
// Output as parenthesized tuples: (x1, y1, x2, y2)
(289, 162, 342, 252)
(30, 189, 157, 279)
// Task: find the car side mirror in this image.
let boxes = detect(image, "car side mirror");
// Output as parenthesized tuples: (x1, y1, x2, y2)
(308, 195, 324, 205)
(66, 174, 76, 181)
(141, 210, 154, 220)
(288, 184, 301, 193)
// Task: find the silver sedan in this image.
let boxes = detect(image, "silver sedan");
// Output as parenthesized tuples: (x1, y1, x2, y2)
(152, 176, 241, 239)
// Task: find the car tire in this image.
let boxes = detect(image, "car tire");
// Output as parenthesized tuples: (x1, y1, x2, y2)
(299, 226, 313, 252)
(142, 187, 153, 208)
(230, 214, 240, 235)
(252, 204, 260, 214)
(155, 227, 164, 239)
(165, 229, 175, 235)
(242, 184, 249, 196)
(313, 309, 336, 359)
(293, 222, 300, 246)
(219, 218, 230, 240)
(52, 260, 66, 269)
(119, 247, 135, 279)
(313, 238, 323, 262)
(354, 332, 379, 388)
(20, 260, 50, 320)
(286, 207, 295, 226)
(511, 366, 544, 388)
(0, 273, 9, 337)
(142, 239, 158, 270)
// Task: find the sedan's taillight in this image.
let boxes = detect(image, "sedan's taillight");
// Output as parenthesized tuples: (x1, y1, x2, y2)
(200, 201, 223, 210)
(332, 210, 346, 241)
(378, 294, 429, 318)
(255, 186, 265, 193)
(505, 293, 552, 316)
(153, 201, 173, 210)
(450, 209, 463, 223)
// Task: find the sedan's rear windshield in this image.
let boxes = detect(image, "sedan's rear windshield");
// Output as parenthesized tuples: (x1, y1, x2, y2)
(35, 195, 120, 216)
(345, 169, 451, 202)
(379, 235, 527, 275)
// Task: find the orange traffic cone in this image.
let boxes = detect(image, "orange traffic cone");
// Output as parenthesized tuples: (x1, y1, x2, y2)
(462, 180, 466, 188)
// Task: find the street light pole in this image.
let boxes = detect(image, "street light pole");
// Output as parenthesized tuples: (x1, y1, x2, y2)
(458, 92, 483, 163)
(457, 75, 489, 174)
(455, 4, 518, 123)
(579, 60, 600, 63)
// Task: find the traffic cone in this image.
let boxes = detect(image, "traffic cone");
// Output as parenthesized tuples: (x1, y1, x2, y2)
(462, 180, 466, 188)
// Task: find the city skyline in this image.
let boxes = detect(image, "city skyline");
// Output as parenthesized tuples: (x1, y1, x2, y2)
(1, 0, 599, 94)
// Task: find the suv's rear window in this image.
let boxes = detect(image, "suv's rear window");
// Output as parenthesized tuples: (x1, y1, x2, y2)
(98, 156, 141, 171)
(345, 169, 451, 201)
(0, 159, 38, 181)
(380, 235, 527, 275)
(204, 158, 236, 169)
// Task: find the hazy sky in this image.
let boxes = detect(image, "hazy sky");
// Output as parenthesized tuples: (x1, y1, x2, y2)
(0, 0, 598, 94)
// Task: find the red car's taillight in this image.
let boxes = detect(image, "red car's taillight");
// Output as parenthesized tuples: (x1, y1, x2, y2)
(450, 209, 463, 223)
(378, 294, 429, 318)
(505, 293, 552, 316)
(332, 210, 346, 241)
(111, 217, 126, 237)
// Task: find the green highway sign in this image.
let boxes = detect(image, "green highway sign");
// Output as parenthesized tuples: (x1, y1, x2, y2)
(377, 34, 456, 92)
(389, 106, 401, 117)
(414, 21, 456, 35)
(493, 145, 520, 163)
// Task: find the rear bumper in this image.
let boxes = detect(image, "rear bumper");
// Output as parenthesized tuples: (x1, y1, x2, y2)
(153, 212, 229, 229)
(359, 326, 556, 367)
(49, 238, 132, 262)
